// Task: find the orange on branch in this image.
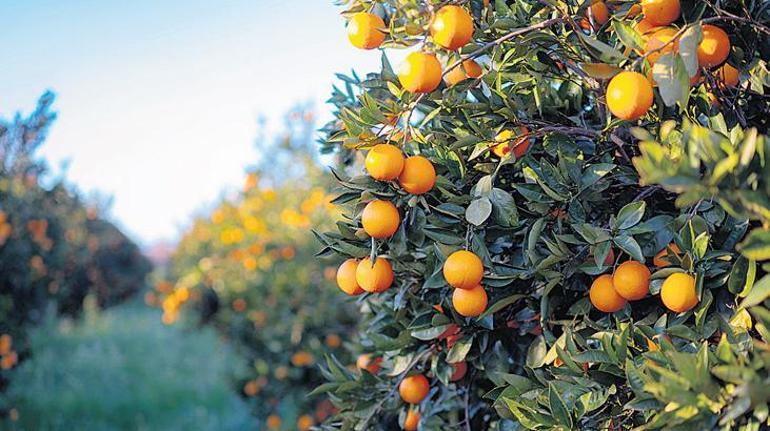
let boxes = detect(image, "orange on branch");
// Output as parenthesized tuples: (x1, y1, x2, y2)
(644, 27, 679, 67)
(297, 415, 315, 431)
(430, 5, 474, 50)
(717, 63, 740, 88)
(337, 258, 364, 295)
(697, 24, 730, 68)
(398, 156, 436, 195)
(403, 408, 421, 431)
(362, 199, 400, 239)
(492, 128, 530, 158)
(660, 272, 698, 313)
(365, 143, 405, 181)
(641, 0, 680, 26)
(589, 274, 627, 312)
(399, 374, 430, 404)
(587, 1, 610, 27)
(653, 243, 681, 267)
(443, 250, 484, 289)
(356, 354, 383, 374)
(347, 12, 386, 50)
(452, 284, 488, 317)
(606, 71, 653, 121)
(356, 257, 394, 292)
(445, 59, 483, 86)
(449, 361, 468, 381)
(612, 261, 651, 300)
(398, 52, 442, 93)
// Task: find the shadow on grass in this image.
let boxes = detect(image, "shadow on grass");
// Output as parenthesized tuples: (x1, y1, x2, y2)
(4, 300, 256, 431)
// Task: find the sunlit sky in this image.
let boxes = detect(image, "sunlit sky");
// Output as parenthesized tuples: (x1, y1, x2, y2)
(0, 0, 397, 245)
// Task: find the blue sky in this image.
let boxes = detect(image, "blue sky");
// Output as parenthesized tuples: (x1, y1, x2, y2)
(0, 0, 389, 245)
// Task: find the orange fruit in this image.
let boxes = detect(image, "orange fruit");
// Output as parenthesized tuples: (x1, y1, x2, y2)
(634, 18, 659, 38)
(626, 3, 643, 18)
(644, 27, 679, 67)
(697, 24, 730, 68)
(717, 63, 740, 88)
(399, 374, 430, 404)
(492, 128, 530, 158)
(660, 272, 698, 313)
(398, 52, 442, 93)
(337, 258, 364, 295)
(244, 380, 259, 396)
(445, 59, 483, 86)
(325, 333, 342, 348)
(356, 257, 394, 292)
(297, 415, 315, 431)
(449, 361, 467, 381)
(430, 5, 474, 50)
(362, 200, 400, 239)
(356, 354, 383, 374)
(612, 261, 651, 300)
(365, 143, 405, 181)
(587, 1, 610, 27)
(403, 408, 420, 430)
(653, 243, 681, 267)
(266, 415, 282, 430)
(606, 71, 654, 121)
(452, 284, 488, 317)
(398, 156, 436, 195)
(443, 250, 484, 289)
(0, 335, 11, 356)
(589, 274, 627, 312)
(641, 0, 680, 26)
(347, 12, 386, 50)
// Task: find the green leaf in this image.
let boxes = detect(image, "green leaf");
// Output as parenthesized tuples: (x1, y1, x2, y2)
(653, 53, 690, 107)
(614, 235, 644, 262)
(466, 197, 493, 226)
(728, 256, 756, 297)
(526, 335, 546, 368)
(677, 25, 703, 78)
(447, 337, 472, 363)
(548, 384, 573, 428)
(739, 274, 770, 308)
(479, 294, 525, 320)
(739, 229, 770, 261)
(615, 201, 647, 230)
(613, 20, 644, 52)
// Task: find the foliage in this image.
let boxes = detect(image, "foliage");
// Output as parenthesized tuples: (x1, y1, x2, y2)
(153, 108, 357, 429)
(0, 92, 151, 419)
(316, 0, 770, 430)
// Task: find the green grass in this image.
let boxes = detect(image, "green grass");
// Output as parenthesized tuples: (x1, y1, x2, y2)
(4, 300, 256, 431)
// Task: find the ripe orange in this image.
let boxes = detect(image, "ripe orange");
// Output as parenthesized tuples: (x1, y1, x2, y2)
(452, 284, 488, 317)
(347, 12, 386, 50)
(641, 0, 680, 26)
(492, 128, 530, 158)
(356, 257, 394, 292)
(243, 380, 259, 396)
(653, 243, 681, 267)
(589, 274, 627, 312)
(398, 156, 436, 195)
(403, 408, 421, 431)
(443, 250, 484, 289)
(445, 59, 483, 86)
(297, 415, 315, 431)
(362, 200, 400, 239)
(634, 18, 659, 38)
(365, 143, 405, 181)
(606, 71, 654, 121)
(325, 333, 342, 348)
(399, 374, 430, 404)
(587, 1, 610, 27)
(337, 259, 364, 295)
(398, 52, 442, 93)
(430, 5, 474, 50)
(0, 335, 12, 356)
(644, 27, 679, 67)
(356, 354, 383, 374)
(449, 361, 467, 381)
(697, 24, 731, 68)
(660, 272, 698, 313)
(612, 261, 651, 300)
(266, 415, 282, 430)
(717, 63, 740, 88)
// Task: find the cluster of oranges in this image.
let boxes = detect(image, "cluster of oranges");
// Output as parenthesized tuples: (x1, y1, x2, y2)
(0, 334, 19, 370)
(335, 143, 436, 297)
(603, 0, 736, 120)
(348, 5, 479, 93)
(589, 243, 699, 314)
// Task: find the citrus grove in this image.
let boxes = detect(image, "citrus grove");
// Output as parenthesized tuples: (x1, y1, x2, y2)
(150, 108, 357, 429)
(314, 0, 770, 429)
(0, 93, 151, 421)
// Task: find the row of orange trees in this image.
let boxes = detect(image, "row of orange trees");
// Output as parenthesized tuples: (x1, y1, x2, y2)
(315, 0, 770, 429)
(149, 109, 358, 429)
(0, 92, 152, 419)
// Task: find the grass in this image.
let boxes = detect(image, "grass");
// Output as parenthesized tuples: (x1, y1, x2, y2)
(4, 299, 256, 431)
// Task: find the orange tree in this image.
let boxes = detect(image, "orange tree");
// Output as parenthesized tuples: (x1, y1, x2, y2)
(152, 108, 356, 429)
(0, 92, 151, 419)
(315, 0, 770, 429)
